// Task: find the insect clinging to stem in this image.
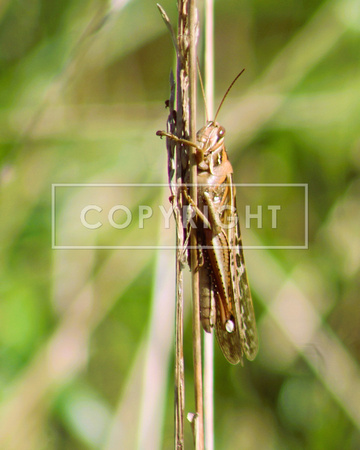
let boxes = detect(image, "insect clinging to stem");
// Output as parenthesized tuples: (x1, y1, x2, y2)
(157, 69, 258, 364)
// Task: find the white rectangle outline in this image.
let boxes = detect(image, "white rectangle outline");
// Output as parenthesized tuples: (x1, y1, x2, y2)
(52, 183, 308, 250)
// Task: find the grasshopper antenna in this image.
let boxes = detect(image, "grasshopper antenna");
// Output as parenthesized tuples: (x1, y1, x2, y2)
(197, 58, 209, 122)
(213, 68, 245, 122)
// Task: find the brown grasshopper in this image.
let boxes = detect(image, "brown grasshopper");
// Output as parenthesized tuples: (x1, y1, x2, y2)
(157, 71, 258, 364)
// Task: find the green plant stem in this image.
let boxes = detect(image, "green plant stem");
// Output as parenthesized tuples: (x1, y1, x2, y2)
(203, 0, 215, 448)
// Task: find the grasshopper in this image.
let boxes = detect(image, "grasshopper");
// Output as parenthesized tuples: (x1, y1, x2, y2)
(157, 71, 258, 364)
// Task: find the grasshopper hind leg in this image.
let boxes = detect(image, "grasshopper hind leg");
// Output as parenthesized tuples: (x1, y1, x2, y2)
(199, 251, 216, 333)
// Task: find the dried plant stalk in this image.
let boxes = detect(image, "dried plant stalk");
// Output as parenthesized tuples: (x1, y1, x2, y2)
(166, 71, 186, 449)
(158, 0, 203, 447)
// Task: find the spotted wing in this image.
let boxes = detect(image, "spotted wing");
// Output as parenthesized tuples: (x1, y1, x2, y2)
(223, 176, 259, 361)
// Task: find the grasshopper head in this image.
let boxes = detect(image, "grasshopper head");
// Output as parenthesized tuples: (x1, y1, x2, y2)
(196, 121, 226, 157)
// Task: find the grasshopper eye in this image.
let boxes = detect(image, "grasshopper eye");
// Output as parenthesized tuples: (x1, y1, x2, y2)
(218, 126, 226, 139)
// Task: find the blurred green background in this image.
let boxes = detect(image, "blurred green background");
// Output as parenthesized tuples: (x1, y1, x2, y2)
(1, 0, 360, 448)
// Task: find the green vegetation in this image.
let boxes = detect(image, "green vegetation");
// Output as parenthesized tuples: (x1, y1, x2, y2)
(1, 0, 360, 448)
